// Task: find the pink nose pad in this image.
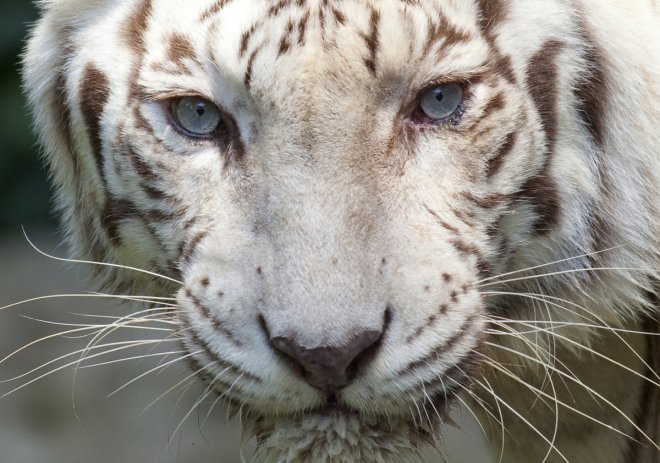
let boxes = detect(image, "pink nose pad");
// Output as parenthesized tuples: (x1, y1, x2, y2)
(270, 329, 383, 392)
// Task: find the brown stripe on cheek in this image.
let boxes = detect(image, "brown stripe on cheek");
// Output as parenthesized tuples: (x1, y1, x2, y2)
(126, 146, 170, 200)
(526, 40, 563, 154)
(450, 238, 484, 261)
(128, 147, 159, 182)
(460, 192, 511, 209)
(132, 103, 156, 137)
(487, 131, 515, 178)
(424, 204, 460, 234)
(102, 197, 136, 245)
(239, 24, 257, 58)
(80, 64, 111, 186)
(574, 25, 607, 147)
(466, 91, 507, 131)
(519, 173, 560, 234)
(400, 314, 478, 375)
(331, 7, 346, 25)
(180, 231, 209, 266)
(277, 20, 295, 57)
(520, 40, 565, 234)
(297, 10, 310, 46)
(102, 191, 179, 244)
(575, 29, 612, 266)
(318, 6, 326, 35)
(493, 53, 517, 84)
(481, 92, 505, 117)
(142, 184, 168, 200)
(269, 0, 291, 17)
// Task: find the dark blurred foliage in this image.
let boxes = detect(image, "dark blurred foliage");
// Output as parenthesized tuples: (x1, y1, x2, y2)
(0, 2, 52, 233)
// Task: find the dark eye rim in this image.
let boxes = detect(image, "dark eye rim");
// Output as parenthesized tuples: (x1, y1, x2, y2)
(409, 81, 469, 127)
(166, 95, 234, 141)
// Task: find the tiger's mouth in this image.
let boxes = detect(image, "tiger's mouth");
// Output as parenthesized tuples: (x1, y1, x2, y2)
(310, 388, 454, 421)
(314, 394, 360, 417)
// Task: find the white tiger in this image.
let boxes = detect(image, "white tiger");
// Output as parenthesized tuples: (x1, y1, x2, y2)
(22, 0, 659, 462)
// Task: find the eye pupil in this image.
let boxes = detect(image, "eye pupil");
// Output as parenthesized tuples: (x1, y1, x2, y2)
(196, 104, 205, 117)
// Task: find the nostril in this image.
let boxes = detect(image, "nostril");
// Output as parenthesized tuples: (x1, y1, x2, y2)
(270, 329, 382, 392)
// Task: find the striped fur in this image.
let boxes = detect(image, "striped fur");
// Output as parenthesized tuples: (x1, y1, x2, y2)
(23, 0, 659, 462)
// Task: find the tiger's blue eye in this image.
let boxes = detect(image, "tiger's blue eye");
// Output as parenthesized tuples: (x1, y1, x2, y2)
(172, 96, 222, 137)
(418, 83, 464, 121)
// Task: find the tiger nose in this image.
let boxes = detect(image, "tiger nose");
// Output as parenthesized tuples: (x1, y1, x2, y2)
(270, 329, 383, 392)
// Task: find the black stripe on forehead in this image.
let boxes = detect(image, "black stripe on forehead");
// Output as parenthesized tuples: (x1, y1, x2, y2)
(150, 32, 200, 75)
(125, 0, 153, 118)
(422, 14, 473, 59)
(200, 0, 236, 22)
(361, 6, 380, 75)
(167, 33, 199, 67)
(474, 0, 517, 84)
(123, 0, 153, 53)
(475, 0, 508, 43)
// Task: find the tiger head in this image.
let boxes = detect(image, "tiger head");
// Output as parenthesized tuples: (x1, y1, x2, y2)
(23, 0, 658, 461)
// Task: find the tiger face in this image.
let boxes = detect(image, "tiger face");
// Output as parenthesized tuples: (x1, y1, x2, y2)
(23, 0, 660, 461)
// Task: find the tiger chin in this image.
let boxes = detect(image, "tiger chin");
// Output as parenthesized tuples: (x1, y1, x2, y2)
(251, 413, 431, 463)
(22, 0, 659, 462)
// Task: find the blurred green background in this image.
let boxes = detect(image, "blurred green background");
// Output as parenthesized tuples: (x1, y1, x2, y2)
(0, 1, 52, 236)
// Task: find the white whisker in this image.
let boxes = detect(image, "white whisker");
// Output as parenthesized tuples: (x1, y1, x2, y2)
(79, 350, 188, 370)
(476, 373, 571, 463)
(477, 266, 650, 289)
(18, 314, 174, 332)
(481, 346, 659, 451)
(1, 293, 174, 312)
(142, 361, 216, 413)
(484, 291, 660, 385)
(109, 350, 202, 397)
(475, 247, 626, 285)
(1, 339, 177, 397)
(22, 229, 182, 285)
